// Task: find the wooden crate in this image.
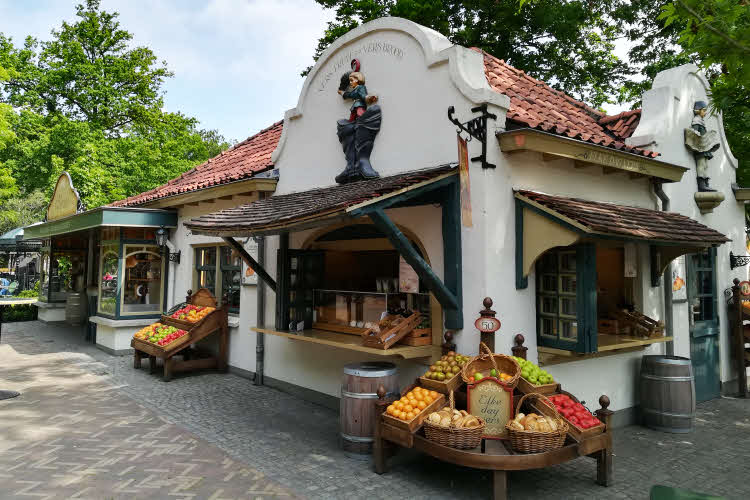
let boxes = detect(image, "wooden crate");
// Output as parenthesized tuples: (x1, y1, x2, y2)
(614, 310, 664, 338)
(381, 392, 445, 433)
(362, 312, 422, 350)
(597, 318, 620, 335)
(516, 377, 559, 395)
(539, 391, 606, 441)
(418, 372, 463, 394)
(131, 333, 191, 357)
(407, 328, 432, 338)
(312, 322, 366, 336)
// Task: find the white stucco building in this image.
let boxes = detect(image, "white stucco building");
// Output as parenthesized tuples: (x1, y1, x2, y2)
(29, 18, 747, 425)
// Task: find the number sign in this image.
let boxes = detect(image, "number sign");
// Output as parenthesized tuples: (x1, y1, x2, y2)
(467, 378, 513, 439)
(475, 316, 501, 333)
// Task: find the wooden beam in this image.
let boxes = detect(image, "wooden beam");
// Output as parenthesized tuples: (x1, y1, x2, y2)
(187, 202, 200, 206)
(629, 172, 646, 180)
(441, 180, 463, 329)
(602, 167, 619, 175)
(218, 195, 234, 200)
(347, 173, 456, 215)
(222, 237, 276, 293)
(542, 153, 561, 163)
(574, 160, 595, 169)
(143, 178, 277, 208)
(498, 129, 688, 182)
(368, 208, 460, 311)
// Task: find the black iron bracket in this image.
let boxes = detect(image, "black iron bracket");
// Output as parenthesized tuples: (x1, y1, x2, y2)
(730, 251, 750, 270)
(448, 104, 497, 169)
(161, 247, 181, 264)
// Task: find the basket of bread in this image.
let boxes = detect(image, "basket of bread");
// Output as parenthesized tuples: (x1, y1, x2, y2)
(505, 392, 568, 453)
(423, 391, 485, 449)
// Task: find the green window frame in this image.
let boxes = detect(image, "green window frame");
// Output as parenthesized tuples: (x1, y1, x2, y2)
(535, 243, 597, 353)
(193, 245, 241, 314)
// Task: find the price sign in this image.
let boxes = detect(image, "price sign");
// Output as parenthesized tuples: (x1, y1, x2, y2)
(467, 378, 513, 439)
(740, 280, 750, 297)
(475, 316, 501, 333)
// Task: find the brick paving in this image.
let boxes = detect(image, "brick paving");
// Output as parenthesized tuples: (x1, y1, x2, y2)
(1, 320, 749, 500)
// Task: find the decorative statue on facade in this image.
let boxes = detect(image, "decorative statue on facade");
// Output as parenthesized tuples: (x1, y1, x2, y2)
(684, 101, 720, 192)
(335, 59, 382, 184)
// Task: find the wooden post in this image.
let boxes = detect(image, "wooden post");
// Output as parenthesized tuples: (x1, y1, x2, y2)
(477, 297, 500, 352)
(493, 470, 508, 500)
(219, 293, 229, 372)
(163, 357, 173, 382)
(149, 355, 157, 374)
(442, 330, 456, 354)
(594, 395, 614, 486)
(186, 289, 193, 305)
(133, 349, 142, 369)
(373, 385, 388, 474)
(511, 334, 528, 359)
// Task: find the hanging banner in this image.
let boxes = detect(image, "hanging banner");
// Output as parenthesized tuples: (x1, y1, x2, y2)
(457, 135, 473, 228)
(671, 255, 687, 301)
(399, 255, 419, 293)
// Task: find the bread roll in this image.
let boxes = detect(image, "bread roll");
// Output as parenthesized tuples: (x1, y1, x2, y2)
(514, 413, 525, 422)
(428, 412, 441, 424)
(524, 419, 539, 431)
(463, 416, 480, 428)
(509, 420, 524, 431)
(459, 410, 469, 417)
(545, 416, 558, 431)
(439, 416, 452, 427)
(537, 420, 551, 432)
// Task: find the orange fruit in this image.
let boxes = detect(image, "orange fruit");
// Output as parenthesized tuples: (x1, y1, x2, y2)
(408, 398, 418, 407)
(399, 411, 408, 421)
(406, 391, 415, 399)
(387, 405, 395, 415)
(414, 393, 424, 402)
(423, 395, 433, 404)
(429, 390, 439, 398)
(405, 412, 415, 420)
(394, 402, 404, 411)
(404, 404, 414, 412)
(399, 397, 409, 404)
(417, 401, 427, 410)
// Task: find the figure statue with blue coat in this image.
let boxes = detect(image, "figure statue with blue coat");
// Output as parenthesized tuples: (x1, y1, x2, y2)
(684, 101, 720, 192)
(335, 59, 382, 184)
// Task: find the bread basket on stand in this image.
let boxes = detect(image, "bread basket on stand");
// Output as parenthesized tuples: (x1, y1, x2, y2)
(423, 391, 485, 449)
(505, 392, 568, 453)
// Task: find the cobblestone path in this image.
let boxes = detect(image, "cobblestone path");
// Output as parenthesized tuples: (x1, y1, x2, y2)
(1, 321, 749, 500)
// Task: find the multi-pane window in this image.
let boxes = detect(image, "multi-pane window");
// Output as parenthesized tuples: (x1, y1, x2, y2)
(194, 245, 241, 314)
(537, 249, 578, 342)
(689, 250, 716, 323)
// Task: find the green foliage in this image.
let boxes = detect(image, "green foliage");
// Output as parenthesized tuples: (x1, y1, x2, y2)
(0, 189, 46, 236)
(0, 0, 230, 215)
(309, 0, 633, 107)
(1, 303, 37, 322)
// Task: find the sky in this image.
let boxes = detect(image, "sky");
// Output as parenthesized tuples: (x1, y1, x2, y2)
(0, 0, 334, 142)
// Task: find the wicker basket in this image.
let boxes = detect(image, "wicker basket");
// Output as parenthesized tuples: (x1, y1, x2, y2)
(506, 393, 568, 453)
(423, 391, 485, 450)
(461, 342, 520, 388)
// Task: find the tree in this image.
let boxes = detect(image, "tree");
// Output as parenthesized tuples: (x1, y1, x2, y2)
(309, 0, 632, 107)
(0, 190, 47, 236)
(0, 1, 230, 210)
(1, 0, 171, 135)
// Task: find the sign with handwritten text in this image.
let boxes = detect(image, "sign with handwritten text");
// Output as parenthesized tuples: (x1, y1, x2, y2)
(467, 378, 513, 439)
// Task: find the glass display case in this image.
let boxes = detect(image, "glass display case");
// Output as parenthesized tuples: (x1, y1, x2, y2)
(121, 245, 163, 315)
(312, 289, 431, 332)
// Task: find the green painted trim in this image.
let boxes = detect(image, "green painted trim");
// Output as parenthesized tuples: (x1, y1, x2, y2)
(348, 175, 458, 217)
(578, 243, 598, 353)
(441, 179, 463, 329)
(515, 198, 528, 290)
(368, 209, 460, 311)
(275, 233, 289, 330)
(23, 208, 177, 240)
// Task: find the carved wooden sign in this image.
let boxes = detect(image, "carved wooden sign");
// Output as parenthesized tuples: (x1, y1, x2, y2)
(46, 172, 82, 221)
(467, 377, 513, 439)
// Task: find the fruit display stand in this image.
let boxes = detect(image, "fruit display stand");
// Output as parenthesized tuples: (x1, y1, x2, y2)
(131, 288, 229, 381)
(374, 387, 614, 500)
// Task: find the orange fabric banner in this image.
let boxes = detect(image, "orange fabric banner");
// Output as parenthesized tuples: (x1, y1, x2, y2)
(457, 135, 473, 227)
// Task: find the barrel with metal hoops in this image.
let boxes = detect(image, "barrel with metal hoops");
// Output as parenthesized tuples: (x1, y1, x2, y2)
(340, 361, 399, 456)
(639, 355, 696, 433)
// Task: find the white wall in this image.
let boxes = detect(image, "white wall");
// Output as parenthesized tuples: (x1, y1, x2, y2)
(628, 65, 744, 384)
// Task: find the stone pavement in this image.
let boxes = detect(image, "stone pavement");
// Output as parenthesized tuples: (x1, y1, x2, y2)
(1, 321, 749, 500)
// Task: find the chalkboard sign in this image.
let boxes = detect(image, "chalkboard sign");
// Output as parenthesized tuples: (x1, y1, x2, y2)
(467, 378, 514, 439)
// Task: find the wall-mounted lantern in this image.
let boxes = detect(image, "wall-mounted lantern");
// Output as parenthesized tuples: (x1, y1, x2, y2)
(156, 225, 181, 264)
(729, 251, 750, 270)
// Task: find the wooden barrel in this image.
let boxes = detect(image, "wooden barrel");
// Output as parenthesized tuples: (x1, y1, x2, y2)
(340, 362, 398, 456)
(640, 355, 696, 433)
(65, 292, 86, 326)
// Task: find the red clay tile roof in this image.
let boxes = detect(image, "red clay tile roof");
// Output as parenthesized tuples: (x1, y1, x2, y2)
(111, 121, 283, 207)
(517, 190, 728, 245)
(599, 109, 641, 140)
(185, 165, 457, 236)
(479, 50, 657, 158)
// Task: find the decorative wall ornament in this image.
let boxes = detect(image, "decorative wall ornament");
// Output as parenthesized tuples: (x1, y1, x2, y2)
(447, 104, 497, 169)
(335, 59, 382, 184)
(685, 101, 724, 213)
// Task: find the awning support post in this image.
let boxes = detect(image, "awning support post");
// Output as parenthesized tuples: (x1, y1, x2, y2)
(368, 208, 461, 318)
(441, 180, 464, 329)
(222, 237, 277, 293)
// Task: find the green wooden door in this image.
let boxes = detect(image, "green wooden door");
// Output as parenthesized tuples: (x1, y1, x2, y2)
(687, 249, 721, 402)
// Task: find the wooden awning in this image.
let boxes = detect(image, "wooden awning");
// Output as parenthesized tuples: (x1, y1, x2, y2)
(515, 190, 729, 289)
(498, 128, 688, 182)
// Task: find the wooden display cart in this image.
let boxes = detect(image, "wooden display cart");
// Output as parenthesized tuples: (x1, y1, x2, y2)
(374, 388, 613, 500)
(729, 279, 750, 397)
(131, 288, 229, 381)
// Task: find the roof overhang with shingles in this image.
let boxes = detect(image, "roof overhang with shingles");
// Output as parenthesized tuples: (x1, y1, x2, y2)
(499, 129, 688, 183)
(185, 165, 458, 237)
(516, 190, 729, 246)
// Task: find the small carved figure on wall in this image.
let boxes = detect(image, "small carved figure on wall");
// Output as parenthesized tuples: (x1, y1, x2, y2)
(335, 59, 382, 184)
(684, 101, 720, 192)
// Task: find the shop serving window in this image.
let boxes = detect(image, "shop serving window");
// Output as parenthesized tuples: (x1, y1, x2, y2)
(38, 237, 87, 302)
(535, 244, 597, 353)
(193, 245, 241, 314)
(121, 245, 164, 315)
